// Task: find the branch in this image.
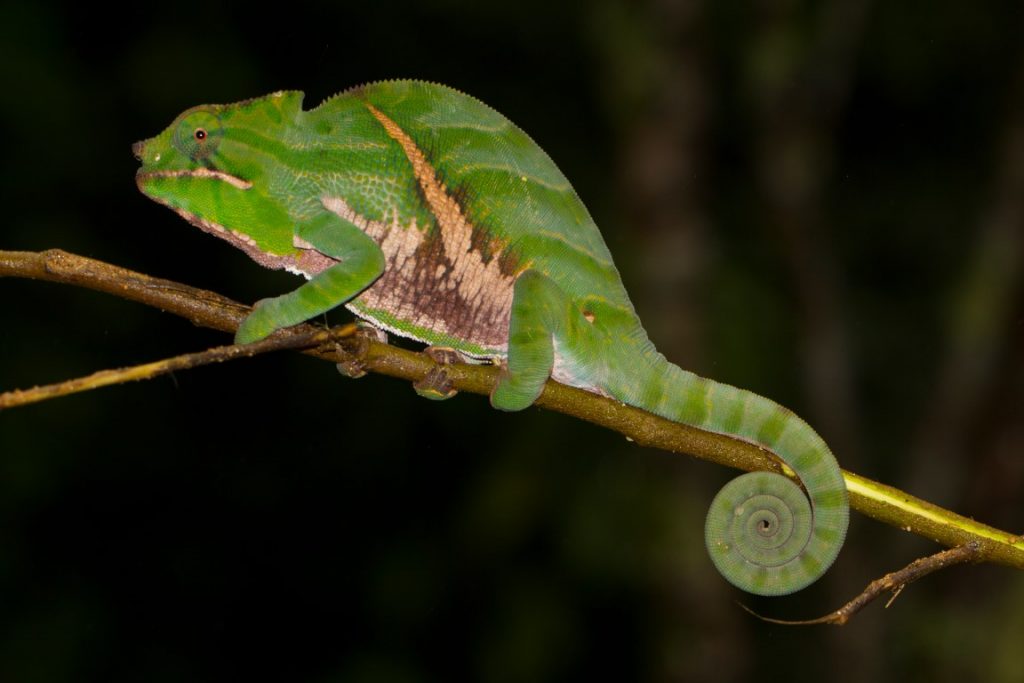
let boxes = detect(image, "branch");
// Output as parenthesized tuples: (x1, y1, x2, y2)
(3, 248, 1023, 573)
(743, 542, 983, 625)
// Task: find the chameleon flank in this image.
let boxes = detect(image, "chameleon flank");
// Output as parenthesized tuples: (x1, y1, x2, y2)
(134, 80, 848, 596)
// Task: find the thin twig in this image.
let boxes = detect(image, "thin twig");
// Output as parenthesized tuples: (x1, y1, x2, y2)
(0, 324, 357, 410)
(740, 542, 983, 626)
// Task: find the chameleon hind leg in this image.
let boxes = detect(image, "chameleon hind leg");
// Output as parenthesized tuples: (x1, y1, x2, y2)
(491, 269, 592, 411)
(236, 212, 385, 344)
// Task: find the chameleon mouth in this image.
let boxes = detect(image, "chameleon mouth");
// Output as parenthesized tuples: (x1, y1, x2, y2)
(135, 167, 253, 190)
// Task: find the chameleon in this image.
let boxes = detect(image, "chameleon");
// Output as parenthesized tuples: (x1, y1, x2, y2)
(133, 80, 848, 596)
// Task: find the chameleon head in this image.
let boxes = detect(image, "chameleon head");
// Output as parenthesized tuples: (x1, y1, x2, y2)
(134, 104, 250, 200)
(132, 91, 307, 259)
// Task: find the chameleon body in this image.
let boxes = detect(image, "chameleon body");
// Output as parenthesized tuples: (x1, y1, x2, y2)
(134, 80, 848, 595)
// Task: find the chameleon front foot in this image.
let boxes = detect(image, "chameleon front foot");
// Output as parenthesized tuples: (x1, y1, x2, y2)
(411, 347, 465, 400)
(335, 358, 368, 379)
(335, 322, 389, 379)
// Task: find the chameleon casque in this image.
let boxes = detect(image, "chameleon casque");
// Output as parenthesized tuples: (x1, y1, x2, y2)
(134, 80, 848, 596)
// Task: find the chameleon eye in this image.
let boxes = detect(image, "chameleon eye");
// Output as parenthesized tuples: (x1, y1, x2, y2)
(173, 109, 222, 161)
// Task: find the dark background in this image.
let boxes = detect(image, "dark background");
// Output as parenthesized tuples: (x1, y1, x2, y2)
(2, 1, 1023, 681)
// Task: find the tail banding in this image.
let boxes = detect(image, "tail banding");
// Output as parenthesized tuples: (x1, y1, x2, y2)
(704, 470, 840, 595)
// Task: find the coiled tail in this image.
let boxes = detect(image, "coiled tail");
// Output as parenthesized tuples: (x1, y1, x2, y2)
(626, 356, 849, 596)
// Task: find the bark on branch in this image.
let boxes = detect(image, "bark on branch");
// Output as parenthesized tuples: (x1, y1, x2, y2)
(2, 248, 1023, 573)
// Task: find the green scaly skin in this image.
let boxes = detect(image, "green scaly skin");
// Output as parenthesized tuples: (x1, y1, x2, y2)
(134, 80, 848, 596)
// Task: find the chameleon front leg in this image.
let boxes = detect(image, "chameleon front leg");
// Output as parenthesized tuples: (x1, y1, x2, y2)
(491, 270, 592, 411)
(236, 212, 386, 344)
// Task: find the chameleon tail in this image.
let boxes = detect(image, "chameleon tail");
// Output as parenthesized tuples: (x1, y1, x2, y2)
(633, 356, 849, 596)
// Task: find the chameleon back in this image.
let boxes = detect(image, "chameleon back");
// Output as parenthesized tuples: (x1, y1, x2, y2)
(306, 81, 643, 359)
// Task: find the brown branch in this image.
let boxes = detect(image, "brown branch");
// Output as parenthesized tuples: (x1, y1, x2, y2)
(2, 248, 1023, 576)
(0, 248, 251, 334)
(742, 542, 983, 626)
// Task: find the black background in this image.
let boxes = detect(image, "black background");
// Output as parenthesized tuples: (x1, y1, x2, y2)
(2, 1, 1023, 681)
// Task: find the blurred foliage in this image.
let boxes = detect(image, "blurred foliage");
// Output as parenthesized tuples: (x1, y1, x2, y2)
(1, 1, 1022, 681)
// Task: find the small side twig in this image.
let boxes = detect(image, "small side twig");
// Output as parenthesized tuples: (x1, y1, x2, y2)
(0, 324, 357, 410)
(741, 541, 983, 626)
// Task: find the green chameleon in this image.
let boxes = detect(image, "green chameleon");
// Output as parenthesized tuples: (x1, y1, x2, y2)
(134, 80, 848, 596)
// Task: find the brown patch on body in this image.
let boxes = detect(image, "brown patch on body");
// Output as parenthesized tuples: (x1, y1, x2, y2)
(315, 101, 522, 351)
(321, 196, 514, 351)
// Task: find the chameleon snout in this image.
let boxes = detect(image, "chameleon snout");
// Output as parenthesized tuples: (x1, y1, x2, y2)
(131, 140, 146, 161)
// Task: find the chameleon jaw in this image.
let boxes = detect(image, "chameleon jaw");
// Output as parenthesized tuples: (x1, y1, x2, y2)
(135, 167, 253, 191)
